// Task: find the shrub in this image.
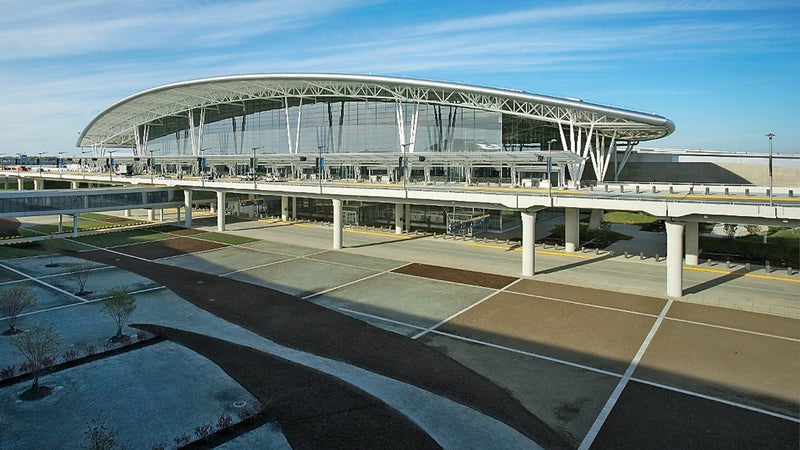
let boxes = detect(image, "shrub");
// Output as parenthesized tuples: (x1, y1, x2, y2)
(0, 365, 15, 380)
(237, 408, 254, 422)
(194, 423, 213, 440)
(103, 341, 116, 352)
(84, 345, 97, 357)
(62, 348, 79, 362)
(19, 361, 33, 373)
(216, 413, 233, 431)
(151, 443, 167, 450)
(173, 433, 190, 447)
(136, 330, 149, 342)
(119, 335, 132, 346)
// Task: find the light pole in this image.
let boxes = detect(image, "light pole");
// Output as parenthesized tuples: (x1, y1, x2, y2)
(37, 152, 44, 172)
(547, 139, 557, 197)
(57, 151, 65, 171)
(766, 133, 774, 207)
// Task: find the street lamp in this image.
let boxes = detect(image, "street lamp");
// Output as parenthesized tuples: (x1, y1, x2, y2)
(547, 139, 557, 197)
(766, 133, 774, 206)
(37, 152, 44, 171)
(57, 151, 65, 170)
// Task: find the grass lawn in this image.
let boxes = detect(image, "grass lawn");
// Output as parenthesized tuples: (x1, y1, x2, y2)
(548, 224, 632, 248)
(602, 211, 659, 225)
(195, 232, 259, 245)
(70, 228, 175, 248)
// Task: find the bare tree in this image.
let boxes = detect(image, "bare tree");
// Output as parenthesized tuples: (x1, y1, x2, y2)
(101, 287, 136, 342)
(11, 324, 61, 395)
(43, 237, 61, 267)
(66, 262, 93, 296)
(723, 224, 738, 239)
(1, 284, 36, 335)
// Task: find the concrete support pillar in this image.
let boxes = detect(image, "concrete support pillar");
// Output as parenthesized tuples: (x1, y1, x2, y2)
(684, 221, 699, 266)
(332, 198, 343, 249)
(72, 214, 79, 237)
(147, 209, 155, 222)
(176, 207, 181, 224)
(70, 181, 78, 189)
(210, 202, 216, 214)
(159, 209, 164, 222)
(395, 203, 403, 234)
(665, 221, 685, 298)
(521, 211, 537, 277)
(17, 178, 23, 190)
(565, 207, 580, 253)
(58, 215, 63, 234)
(184, 189, 192, 227)
(291, 197, 297, 220)
(281, 196, 289, 222)
(217, 191, 226, 232)
(124, 209, 131, 218)
(405, 204, 412, 232)
(33, 179, 42, 190)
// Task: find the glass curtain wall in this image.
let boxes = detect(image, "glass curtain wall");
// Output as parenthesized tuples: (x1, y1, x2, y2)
(147, 100, 502, 155)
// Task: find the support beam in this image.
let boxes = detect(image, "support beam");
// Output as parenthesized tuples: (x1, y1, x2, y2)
(684, 221, 699, 266)
(405, 204, 412, 232)
(72, 214, 79, 237)
(17, 178, 23, 190)
(565, 208, 580, 253)
(147, 209, 155, 221)
(665, 221, 685, 298)
(395, 203, 403, 234)
(184, 190, 193, 227)
(291, 197, 297, 220)
(217, 191, 226, 231)
(332, 198, 343, 249)
(281, 196, 289, 222)
(33, 179, 42, 190)
(521, 211, 537, 277)
(70, 181, 78, 189)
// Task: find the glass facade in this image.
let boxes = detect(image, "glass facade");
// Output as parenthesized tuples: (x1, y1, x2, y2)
(148, 100, 502, 156)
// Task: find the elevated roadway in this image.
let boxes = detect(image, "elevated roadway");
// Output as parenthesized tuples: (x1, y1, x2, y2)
(3, 169, 798, 298)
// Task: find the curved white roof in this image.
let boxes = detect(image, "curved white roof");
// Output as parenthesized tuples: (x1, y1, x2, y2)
(78, 73, 674, 148)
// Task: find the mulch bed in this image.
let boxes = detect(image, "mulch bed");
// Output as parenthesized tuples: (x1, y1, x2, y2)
(101, 216, 132, 223)
(136, 325, 440, 449)
(76, 249, 569, 449)
(392, 263, 517, 289)
(0, 218, 21, 237)
(117, 237, 227, 260)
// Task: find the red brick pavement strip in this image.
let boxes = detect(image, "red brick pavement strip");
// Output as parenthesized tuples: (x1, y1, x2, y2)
(115, 236, 227, 260)
(135, 324, 441, 450)
(78, 248, 570, 449)
(392, 263, 518, 289)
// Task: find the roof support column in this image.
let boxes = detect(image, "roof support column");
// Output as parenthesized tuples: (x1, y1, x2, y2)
(521, 210, 537, 277)
(72, 213, 79, 238)
(666, 221, 684, 298)
(184, 189, 192, 227)
(332, 198, 343, 250)
(685, 221, 699, 266)
(405, 204, 412, 232)
(217, 191, 226, 231)
(281, 196, 289, 222)
(565, 208, 580, 253)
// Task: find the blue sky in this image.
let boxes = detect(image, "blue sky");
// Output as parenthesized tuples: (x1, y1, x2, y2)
(0, 0, 797, 155)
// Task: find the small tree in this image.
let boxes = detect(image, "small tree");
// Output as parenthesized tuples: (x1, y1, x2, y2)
(43, 236, 61, 267)
(101, 287, 136, 342)
(0, 284, 36, 335)
(723, 223, 738, 239)
(67, 262, 93, 296)
(11, 324, 60, 396)
(84, 417, 123, 450)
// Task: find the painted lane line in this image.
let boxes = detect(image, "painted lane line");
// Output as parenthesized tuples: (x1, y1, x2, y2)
(411, 278, 523, 340)
(665, 317, 800, 343)
(0, 261, 92, 303)
(578, 299, 673, 450)
(301, 263, 411, 300)
(507, 290, 660, 318)
(6, 286, 168, 322)
(686, 265, 800, 283)
(340, 306, 800, 424)
(338, 306, 623, 378)
(221, 249, 331, 276)
(630, 377, 800, 424)
(345, 229, 413, 239)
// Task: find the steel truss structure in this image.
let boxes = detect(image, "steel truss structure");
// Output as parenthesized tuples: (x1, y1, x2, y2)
(77, 74, 674, 183)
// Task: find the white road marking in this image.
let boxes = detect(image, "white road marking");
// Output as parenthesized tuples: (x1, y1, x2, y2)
(578, 299, 673, 450)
